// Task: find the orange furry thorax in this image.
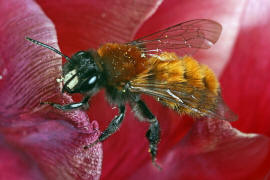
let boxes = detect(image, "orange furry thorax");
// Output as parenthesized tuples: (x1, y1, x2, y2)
(97, 43, 147, 87)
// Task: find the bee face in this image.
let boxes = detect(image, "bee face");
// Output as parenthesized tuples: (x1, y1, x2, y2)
(62, 51, 102, 94)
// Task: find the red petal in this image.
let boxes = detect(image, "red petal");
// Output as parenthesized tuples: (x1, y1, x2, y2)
(36, 0, 163, 54)
(221, 0, 270, 136)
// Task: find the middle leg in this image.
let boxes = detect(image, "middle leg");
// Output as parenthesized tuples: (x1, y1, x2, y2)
(98, 105, 126, 142)
(84, 105, 126, 149)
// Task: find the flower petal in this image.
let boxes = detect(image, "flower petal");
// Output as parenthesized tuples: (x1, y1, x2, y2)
(220, 0, 270, 136)
(36, 0, 163, 54)
(0, 138, 45, 179)
(129, 119, 270, 180)
(0, 111, 102, 179)
(0, 0, 62, 111)
(0, 0, 102, 179)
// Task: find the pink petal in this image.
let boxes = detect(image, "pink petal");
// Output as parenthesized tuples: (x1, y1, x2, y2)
(0, 138, 45, 179)
(0, 0, 102, 179)
(0, 0, 61, 111)
(0, 112, 101, 179)
(220, 0, 270, 136)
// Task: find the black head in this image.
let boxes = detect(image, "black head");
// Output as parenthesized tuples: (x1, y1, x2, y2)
(62, 50, 103, 94)
(26, 37, 103, 94)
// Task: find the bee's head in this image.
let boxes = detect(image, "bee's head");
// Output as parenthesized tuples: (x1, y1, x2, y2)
(62, 50, 103, 94)
(25, 37, 103, 94)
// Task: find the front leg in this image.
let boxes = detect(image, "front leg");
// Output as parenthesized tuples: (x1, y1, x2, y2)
(42, 96, 90, 111)
(84, 105, 125, 149)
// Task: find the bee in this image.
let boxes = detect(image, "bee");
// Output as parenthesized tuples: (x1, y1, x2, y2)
(26, 19, 237, 168)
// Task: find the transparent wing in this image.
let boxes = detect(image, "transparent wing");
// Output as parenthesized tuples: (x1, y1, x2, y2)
(128, 82, 237, 121)
(128, 19, 222, 57)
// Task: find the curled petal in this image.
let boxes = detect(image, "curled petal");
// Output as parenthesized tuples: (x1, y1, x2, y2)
(129, 119, 270, 180)
(0, 112, 102, 179)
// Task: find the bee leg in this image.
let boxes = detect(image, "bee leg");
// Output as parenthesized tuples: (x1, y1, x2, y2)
(130, 100, 161, 169)
(146, 120, 161, 170)
(41, 96, 90, 111)
(84, 105, 125, 149)
(99, 105, 125, 141)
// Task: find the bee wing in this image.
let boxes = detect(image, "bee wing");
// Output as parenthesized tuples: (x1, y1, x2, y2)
(128, 19, 222, 57)
(128, 82, 237, 121)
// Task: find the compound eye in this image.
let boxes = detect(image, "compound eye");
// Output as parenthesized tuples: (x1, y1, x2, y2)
(77, 74, 99, 92)
(74, 51, 91, 60)
(84, 75, 97, 89)
(75, 51, 87, 57)
(88, 76, 97, 85)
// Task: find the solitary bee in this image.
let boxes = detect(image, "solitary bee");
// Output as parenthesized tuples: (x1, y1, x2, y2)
(26, 19, 237, 168)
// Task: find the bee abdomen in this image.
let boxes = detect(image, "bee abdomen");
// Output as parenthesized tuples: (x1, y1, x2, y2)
(145, 53, 220, 95)
(172, 55, 220, 116)
(181, 56, 219, 95)
(132, 52, 220, 117)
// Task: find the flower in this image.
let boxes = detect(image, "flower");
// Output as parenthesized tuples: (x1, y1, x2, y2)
(0, 0, 270, 180)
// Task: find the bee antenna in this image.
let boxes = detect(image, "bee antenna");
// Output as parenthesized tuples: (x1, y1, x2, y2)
(25, 37, 72, 63)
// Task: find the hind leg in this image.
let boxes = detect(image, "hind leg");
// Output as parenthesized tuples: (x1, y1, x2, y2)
(130, 99, 161, 169)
